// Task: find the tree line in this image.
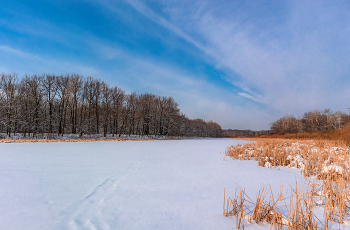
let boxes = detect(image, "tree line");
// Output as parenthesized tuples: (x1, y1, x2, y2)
(0, 73, 223, 138)
(223, 129, 270, 137)
(270, 109, 350, 134)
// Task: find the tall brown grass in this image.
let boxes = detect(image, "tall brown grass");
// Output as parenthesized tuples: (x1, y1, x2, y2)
(223, 181, 343, 229)
(224, 139, 350, 229)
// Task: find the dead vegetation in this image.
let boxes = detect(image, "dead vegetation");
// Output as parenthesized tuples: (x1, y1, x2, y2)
(224, 139, 350, 229)
(223, 181, 347, 229)
(259, 124, 350, 145)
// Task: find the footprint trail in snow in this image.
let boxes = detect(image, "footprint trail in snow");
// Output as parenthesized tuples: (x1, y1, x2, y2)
(53, 162, 140, 230)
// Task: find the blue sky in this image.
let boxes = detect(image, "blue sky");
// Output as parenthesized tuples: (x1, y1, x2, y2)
(1, 0, 350, 130)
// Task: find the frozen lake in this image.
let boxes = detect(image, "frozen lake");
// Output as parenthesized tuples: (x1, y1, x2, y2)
(0, 138, 305, 230)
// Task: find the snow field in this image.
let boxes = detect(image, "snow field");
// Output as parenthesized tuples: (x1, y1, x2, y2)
(0, 138, 310, 230)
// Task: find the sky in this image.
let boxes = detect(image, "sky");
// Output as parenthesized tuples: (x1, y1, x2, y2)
(1, 0, 350, 130)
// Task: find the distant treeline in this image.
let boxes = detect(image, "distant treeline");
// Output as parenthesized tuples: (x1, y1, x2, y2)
(270, 109, 350, 134)
(223, 129, 270, 137)
(0, 73, 223, 138)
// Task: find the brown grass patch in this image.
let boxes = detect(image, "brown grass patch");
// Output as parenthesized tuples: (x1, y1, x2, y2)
(224, 139, 350, 229)
(223, 181, 346, 229)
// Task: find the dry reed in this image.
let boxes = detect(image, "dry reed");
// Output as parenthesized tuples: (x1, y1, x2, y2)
(224, 181, 340, 229)
(224, 139, 350, 229)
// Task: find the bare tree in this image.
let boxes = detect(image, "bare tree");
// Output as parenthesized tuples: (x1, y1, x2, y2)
(101, 81, 112, 137)
(0, 73, 19, 136)
(111, 86, 125, 136)
(42, 74, 57, 135)
(69, 74, 83, 134)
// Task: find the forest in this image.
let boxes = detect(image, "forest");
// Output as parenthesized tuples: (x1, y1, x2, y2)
(0, 73, 223, 138)
(270, 109, 350, 134)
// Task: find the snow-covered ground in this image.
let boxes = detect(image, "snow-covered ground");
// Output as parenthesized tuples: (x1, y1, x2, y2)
(0, 138, 308, 230)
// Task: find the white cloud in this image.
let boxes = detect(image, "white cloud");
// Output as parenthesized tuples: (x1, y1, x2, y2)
(122, 0, 205, 51)
(0, 45, 41, 61)
(0, 45, 101, 78)
(238, 92, 254, 100)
